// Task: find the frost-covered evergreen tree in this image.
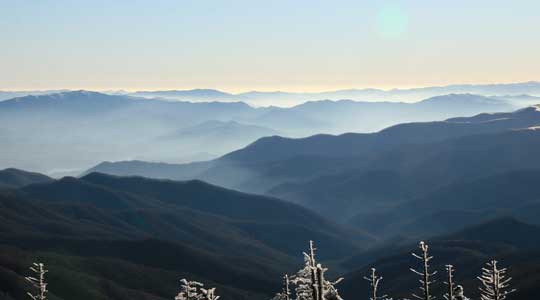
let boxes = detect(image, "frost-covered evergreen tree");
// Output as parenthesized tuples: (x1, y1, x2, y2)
(444, 265, 455, 300)
(272, 275, 291, 300)
(25, 263, 48, 300)
(292, 253, 314, 300)
(288, 241, 343, 300)
(314, 263, 343, 300)
(175, 279, 219, 300)
(410, 241, 436, 300)
(443, 265, 469, 300)
(201, 288, 220, 300)
(364, 268, 388, 300)
(478, 260, 516, 300)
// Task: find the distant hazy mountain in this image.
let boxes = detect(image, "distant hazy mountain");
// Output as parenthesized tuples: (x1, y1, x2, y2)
(88, 104, 540, 187)
(496, 94, 540, 106)
(166, 120, 276, 137)
(160, 120, 279, 153)
(0, 91, 261, 174)
(129, 92, 517, 134)
(0, 90, 69, 101)
(1, 91, 518, 174)
(252, 94, 514, 134)
(130, 81, 540, 105)
(3, 81, 539, 105)
(131, 89, 241, 101)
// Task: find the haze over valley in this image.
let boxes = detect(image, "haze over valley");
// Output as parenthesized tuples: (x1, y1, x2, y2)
(2, 84, 536, 175)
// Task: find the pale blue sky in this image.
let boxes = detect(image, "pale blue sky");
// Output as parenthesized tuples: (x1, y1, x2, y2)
(1, 0, 539, 92)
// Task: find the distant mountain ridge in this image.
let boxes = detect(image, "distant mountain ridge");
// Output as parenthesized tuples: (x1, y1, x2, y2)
(126, 81, 540, 105)
(131, 89, 240, 101)
(4, 81, 539, 104)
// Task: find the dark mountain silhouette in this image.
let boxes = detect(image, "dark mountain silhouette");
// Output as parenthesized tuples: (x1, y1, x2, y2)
(84, 160, 213, 181)
(18, 172, 371, 259)
(269, 128, 540, 220)
(0, 168, 53, 189)
(339, 218, 540, 300)
(346, 169, 540, 238)
(0, 171, 373, 300)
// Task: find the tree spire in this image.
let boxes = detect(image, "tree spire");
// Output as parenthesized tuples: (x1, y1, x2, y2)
(410, 241, 437, 300)
(478, 260, 516, 300)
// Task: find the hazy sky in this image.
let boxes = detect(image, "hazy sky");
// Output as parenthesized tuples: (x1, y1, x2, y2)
(1, 0, 539, 92)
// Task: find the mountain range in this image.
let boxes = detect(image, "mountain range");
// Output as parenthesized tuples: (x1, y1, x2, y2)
(3, 82, 540, 105)
(0, 90, 521, 175)
(2, 169, 540, 300)
(2, 93, 540, 299)
(116, 81, 540, 106)
(88, 104, 540, 241)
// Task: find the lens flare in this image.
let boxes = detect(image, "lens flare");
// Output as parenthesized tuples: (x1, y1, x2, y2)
(375, 4, 409, 39)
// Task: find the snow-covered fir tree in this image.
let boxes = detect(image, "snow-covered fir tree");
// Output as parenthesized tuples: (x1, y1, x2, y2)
(444, 265, 455, 300)
(410, 241, 436, 300)
(443, 265, 470, 300)
(286, 241, 343, 300)
(175, 279, 219, 300)
(201, 287, 220, 300)
(478, 260, 516, 300)
(364, 268, 389, 300)
(272, 275, 291, 300)
(291, 253, 314, 300)
(25, 263, 48, 300)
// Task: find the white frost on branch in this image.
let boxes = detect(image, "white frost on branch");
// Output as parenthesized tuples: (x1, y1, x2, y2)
(175, 279, 219, 300)
(286, 241, 343, 300)
(272, 275, 291, 300)
(364, 268, 390, 300)
(201, 288, 220, 300)
(25, 263, 48, 300)
(410, 241, 437, 300)
(478, 260, 516, 300)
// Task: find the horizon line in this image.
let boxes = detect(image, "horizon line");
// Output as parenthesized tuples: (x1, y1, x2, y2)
(2, 80, 539, 95)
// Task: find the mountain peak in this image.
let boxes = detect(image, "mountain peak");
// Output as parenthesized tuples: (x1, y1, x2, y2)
(0, 168, 53, 189)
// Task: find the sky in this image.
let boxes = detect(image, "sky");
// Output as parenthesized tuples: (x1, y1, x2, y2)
(1, 0, 539, 92)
